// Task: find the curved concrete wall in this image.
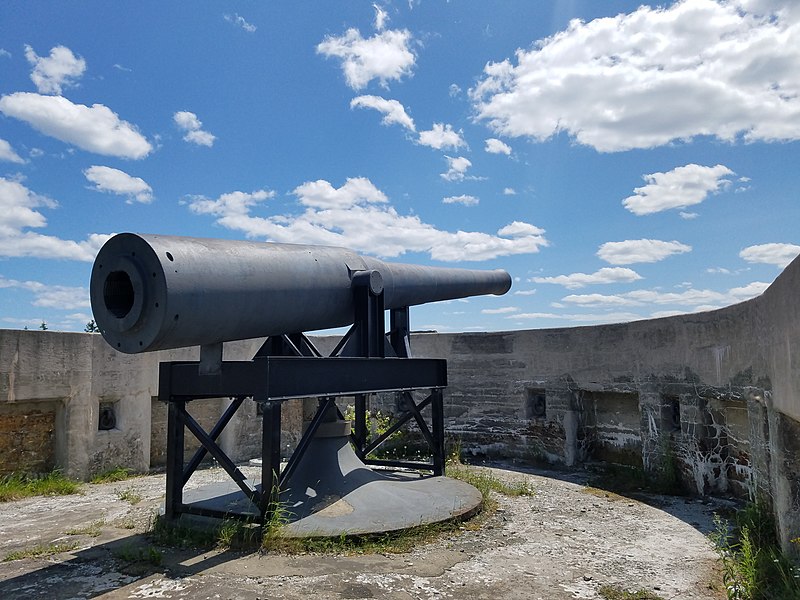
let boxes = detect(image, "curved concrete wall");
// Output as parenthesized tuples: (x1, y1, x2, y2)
(1, 256, 799, 551)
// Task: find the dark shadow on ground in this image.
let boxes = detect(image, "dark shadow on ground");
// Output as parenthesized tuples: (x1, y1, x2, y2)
(0, 529, 251, 599)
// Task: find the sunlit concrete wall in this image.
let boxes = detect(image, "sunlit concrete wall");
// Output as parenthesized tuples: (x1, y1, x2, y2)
(393, 254, 800, 555)
(1, 254, 800, 552)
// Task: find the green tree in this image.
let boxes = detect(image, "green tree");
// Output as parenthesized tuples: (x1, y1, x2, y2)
(39, 321, 48, 331)
(84, 319, 99, 333)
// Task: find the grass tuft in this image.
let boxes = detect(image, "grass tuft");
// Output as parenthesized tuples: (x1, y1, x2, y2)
(65, 520, 104, 537)
(116, 487, 142, 505)
(0, 471, 81, 502)
(598, 585, 665, 600)
(90, 466, 135, 484)
(710, 499, 800, 600)
(3, 541, 79, 562)
(113, 543, 163, 566)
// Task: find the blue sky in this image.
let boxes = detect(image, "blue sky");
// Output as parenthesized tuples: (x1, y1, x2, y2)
(0, 0, 799, 334)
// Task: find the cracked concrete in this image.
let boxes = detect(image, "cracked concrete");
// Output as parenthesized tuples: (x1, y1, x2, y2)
(0, 464, 727, 599)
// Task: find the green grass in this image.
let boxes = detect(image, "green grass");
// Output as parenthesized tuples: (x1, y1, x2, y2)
(710, 500, 800, 600)
(147, 513, 220, 549)
(0, 471, 81, 502)
(259, 460, 534, 555)
(598, 585, 665, 600)
(3, 541, 79, 562)
(90, 466, 135, 484)
(113, 543, 163, 567)
(116, 487, 142, 505)
(65, 520, 104, 537)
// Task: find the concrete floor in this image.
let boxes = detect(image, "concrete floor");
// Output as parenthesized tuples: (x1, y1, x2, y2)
(0, 464, 728, 600)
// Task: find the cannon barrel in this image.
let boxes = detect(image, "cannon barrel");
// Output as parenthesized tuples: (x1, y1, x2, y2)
(90, 233, 512, 353)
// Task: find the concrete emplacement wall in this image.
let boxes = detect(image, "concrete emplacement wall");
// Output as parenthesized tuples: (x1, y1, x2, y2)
(2, 255, 800, 554)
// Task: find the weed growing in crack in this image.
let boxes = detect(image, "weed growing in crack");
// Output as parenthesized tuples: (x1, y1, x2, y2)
(709, 499, 800, 600)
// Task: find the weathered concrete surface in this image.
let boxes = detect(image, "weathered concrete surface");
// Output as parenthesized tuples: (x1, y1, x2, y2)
(0, 465, 725, 600)
(3, 256, 800, 554)
(0, 334, 265, 480)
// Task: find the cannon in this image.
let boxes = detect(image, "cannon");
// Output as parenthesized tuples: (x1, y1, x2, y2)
(90, 233, 510, 533)
(90, 233, 512, 353)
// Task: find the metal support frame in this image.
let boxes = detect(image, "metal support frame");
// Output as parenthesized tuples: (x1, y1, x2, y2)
(160, 271, 448, 524)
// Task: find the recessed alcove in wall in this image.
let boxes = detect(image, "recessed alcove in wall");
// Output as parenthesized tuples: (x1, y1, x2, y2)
(525, 388, 547, 420)
(581, 390, 642, 467)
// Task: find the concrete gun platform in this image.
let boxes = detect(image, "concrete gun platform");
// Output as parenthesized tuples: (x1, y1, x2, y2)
(0, 464, 728, 599)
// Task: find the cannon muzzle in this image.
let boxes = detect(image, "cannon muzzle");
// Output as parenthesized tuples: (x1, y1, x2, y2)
(90, 233, 511, 353)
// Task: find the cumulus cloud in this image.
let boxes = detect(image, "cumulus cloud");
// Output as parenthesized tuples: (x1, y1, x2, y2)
(173, 111, 216, 147)
(441, 155, 472, 181)
(0, 93, 151, 159)
(532, 267, 642, 289)
(84, 165, 153, 204)
(503, 187, 517, 195)
(186, 177, 548, 262)
(485, 138, 511, 155)
(0, 275, 91, 310)
(471, 1, 800, 152)
(224, 13, 256, 33)
(597, 239, 692, 265)
(623, 164, 734, 216)
(418, 123, 466, 150)
(443, 194, 479, 206)
(740, 243, 800, 267)
(0, 177, 110, 261)
(0, 276, 90, 310)
(350, 95, 415, 130)
(317, 28, 415, 89)
(24, 45, 86, 94)
(0, 138, 24, 163)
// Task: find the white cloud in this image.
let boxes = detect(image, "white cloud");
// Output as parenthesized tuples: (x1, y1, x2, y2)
(0, 93, 151, 159)
(449, 83, 462, 97)
(418, 123, 466, 150)
(532, 267, 642, 289)
(471, 1, 800, 152)
(0, 177, 110, 261)
(84, 165, 153, 204)
(373, 4, 389, 30)
(0, 49, 10, 58)
(513, 289, 537, 296)
(443, 194, 479, 206)
(350, 95, 415, 130)
(0, 276, 89, 309)
(186, 177, 548, 262)
(224, 13, 256, 33)
(485, 138, 511, 155)
(317, 28, 415, 89)
(597, 239, 692, 265)
(481, 306, 519, 315)
(623, 164, 734, 215)
(441, 155, 472, 181)
(173, 111, 216, 147)
(561, 281, 770, 308)
(680, 211, 699, 220)
(511, 311, 644, 324)
(498, 221, 545, 238)
(0, 138, 24, 163)
(740, 243, 800, 267)
(503, 187, 517, 195)
(24, 45, 86, 94)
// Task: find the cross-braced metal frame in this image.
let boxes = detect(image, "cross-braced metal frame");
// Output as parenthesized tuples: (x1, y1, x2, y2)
(159, 271, 448, 524)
